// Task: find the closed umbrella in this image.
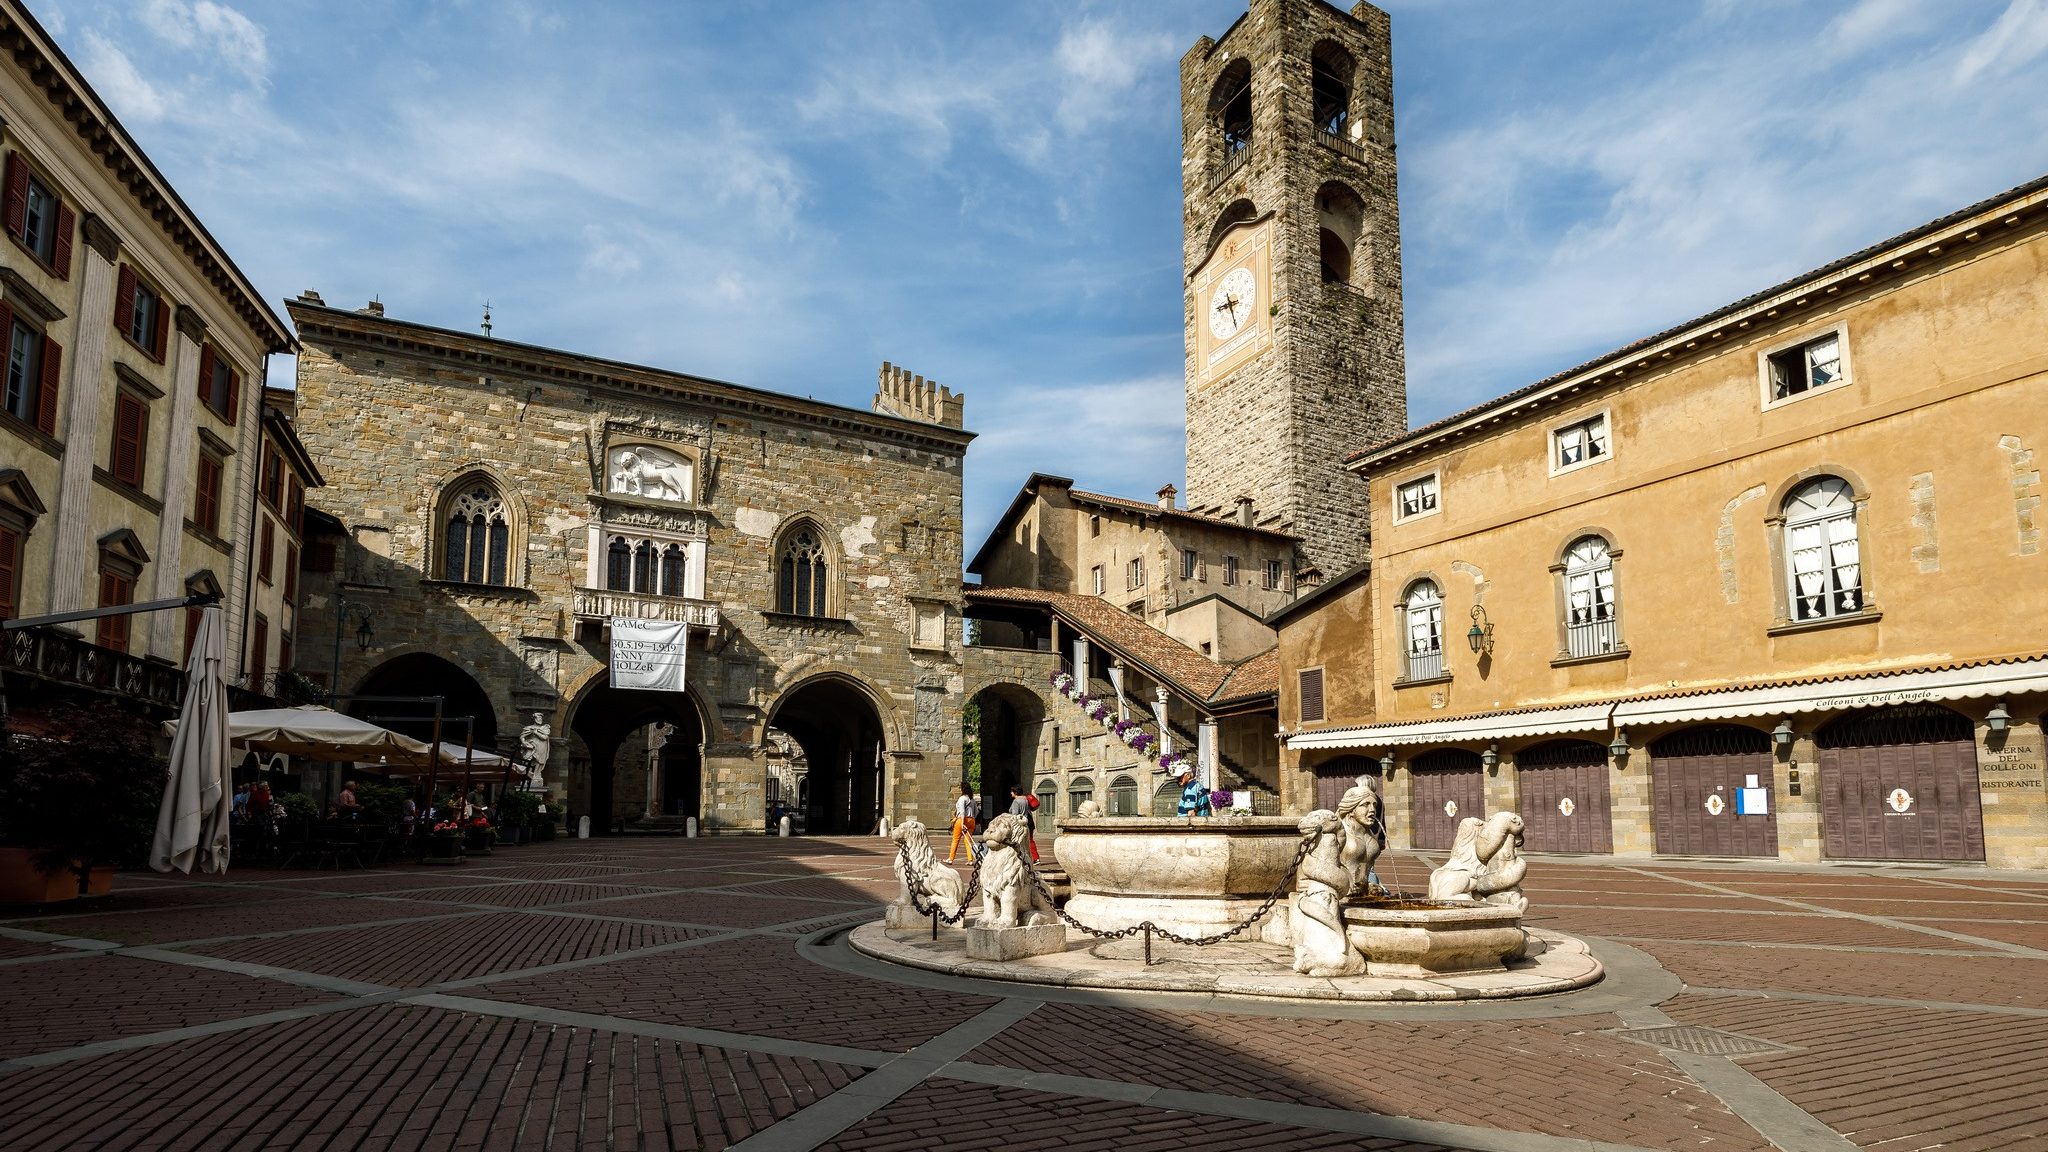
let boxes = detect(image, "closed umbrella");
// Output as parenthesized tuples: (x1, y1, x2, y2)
(151, 606, 233, 874)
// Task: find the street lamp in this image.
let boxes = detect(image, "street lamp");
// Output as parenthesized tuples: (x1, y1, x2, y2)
(1466, 604, 1494, 656)
(1987, 700, 2011, 733)
(329, 596, 375, 704)
(1608, 730, 1630, 770)
(1480, 743, 1499, 774)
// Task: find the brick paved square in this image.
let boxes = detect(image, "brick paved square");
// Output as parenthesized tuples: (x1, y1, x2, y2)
(590, 890, 876, 930)
(9, 895, 464, 946)
(0, 954, 339, 1057)
(474, 934, 996, 1050)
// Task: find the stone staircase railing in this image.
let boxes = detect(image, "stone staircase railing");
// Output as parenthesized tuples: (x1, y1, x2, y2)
(1047, 664, 1281, 816)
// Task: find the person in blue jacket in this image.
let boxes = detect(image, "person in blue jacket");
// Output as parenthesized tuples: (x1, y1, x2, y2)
(1175, 767, 1212, 817)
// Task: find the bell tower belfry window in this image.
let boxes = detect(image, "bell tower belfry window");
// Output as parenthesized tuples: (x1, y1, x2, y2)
(1179, 1, 1406, 580)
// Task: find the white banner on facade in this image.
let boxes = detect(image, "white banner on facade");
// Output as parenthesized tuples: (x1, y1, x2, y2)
(610, 617, 688, 692)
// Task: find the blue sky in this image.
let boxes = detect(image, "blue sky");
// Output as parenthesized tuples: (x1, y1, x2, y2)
(41, 0, 2048, 553)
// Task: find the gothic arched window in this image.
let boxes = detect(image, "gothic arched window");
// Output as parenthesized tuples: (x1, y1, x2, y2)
(606, 537, 632, 592)
(777, 524, 829, 617)
(443, 482, 509, 585)
(660, 543, 687, 596)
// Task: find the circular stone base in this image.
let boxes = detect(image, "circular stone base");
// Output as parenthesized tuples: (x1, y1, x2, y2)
(848, 920, 1602, 1002)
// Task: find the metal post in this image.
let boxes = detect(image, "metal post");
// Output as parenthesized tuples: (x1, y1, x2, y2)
(1144, 924, 1153, 966)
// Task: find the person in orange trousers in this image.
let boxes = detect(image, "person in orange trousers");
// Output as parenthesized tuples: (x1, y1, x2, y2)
(946, 784, 978, 862)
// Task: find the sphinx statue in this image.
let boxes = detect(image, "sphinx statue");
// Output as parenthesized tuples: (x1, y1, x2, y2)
(1333, 776, 1385, 899)
(1292, 809, 1364, 976)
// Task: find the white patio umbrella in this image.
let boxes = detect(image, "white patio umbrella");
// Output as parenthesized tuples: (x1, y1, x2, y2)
(163, 704, 439, 766)
(151, 606, 233, 874)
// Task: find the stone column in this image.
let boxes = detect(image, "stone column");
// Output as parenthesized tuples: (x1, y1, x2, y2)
(45, 215, 121, 615)
(1384, 754, 1412, 850)
(1608, 731, 1654, 857)
(1775, 731, 1824, 863)
(145, 306, 207, 657)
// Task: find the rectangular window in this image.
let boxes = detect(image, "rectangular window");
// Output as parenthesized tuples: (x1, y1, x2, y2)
(261, 444, 284, 508)
(1090, 564, 1104, 595)
(283, 543, 299, 604)
(286, 477, 304, 532)
(112, 392, 148, 488)
(129, 280, 163, 358)
(1127, 556, 1144, 589)
(1181, 548, 1197, 580)
(1766, 332, 1845, 403)
(1298, 668, 1325, 724)
(1223, 555, 1239, 585)
(7, 156, 72, 275)
(1089, 515, 1101, 538)
(1126, 599, 1144, 615)
(205, 349, 240, 423)
(278, 631, 292, 675)
(1394, 474, 1439, 522)
(0, 524, 18, 620)
(1552, 413, 1610, 472)
(258, 518, 275, 584)
(4, 318, 42, 424)
(1264, 559, 1284, 590)
(96, 569, 134, 652)
(194, 452, 224, 536)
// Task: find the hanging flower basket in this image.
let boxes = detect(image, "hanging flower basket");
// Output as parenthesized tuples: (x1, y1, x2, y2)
(1130, 732, 1156, 754)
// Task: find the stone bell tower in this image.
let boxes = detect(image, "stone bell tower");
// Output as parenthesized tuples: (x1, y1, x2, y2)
(1180, 0, 1407, 579)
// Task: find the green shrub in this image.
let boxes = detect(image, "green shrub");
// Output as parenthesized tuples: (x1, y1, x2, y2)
(0, 700, 166, 872)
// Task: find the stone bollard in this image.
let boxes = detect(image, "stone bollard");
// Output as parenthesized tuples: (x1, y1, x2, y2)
(779, 815, 792, 837)
(577, 816, 590, 839)
(686, 816, 698, 838)
(877, 816, 891, 837)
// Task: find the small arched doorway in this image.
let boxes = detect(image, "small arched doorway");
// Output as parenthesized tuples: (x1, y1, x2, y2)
(967, 683, 1046, 818)
(566, 672, 705, 834)
(768, 675, 886, 836)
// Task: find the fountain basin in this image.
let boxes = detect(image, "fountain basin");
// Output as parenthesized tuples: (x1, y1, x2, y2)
(1344, 901, 1525, 977)
(1055, 816, 1301, 940)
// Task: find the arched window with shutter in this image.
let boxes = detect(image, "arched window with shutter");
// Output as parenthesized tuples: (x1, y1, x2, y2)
(1401, 579, 1443, 681)
(1782, 477, 1861, 621)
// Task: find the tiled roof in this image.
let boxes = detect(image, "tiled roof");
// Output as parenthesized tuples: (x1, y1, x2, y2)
(1346, 169, 2048, 468)
(965, 586, 1278, 707)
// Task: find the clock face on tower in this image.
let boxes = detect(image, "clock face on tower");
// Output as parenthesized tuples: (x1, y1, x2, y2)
(1208, 267, 1257, 340)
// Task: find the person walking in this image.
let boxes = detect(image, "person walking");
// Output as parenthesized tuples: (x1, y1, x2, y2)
(1007, 785, 1039, 862)
(947, 784, 978, 862)
(337, 780, 362, 820)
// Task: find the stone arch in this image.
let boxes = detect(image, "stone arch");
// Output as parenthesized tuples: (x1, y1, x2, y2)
(766, 669, 893, 835)
(966, 680, 1048, 816)
(1766, 464, 1872, 514)
(1204, 198, 1260, 262)
(564, 667, 713, 833)
(1208, 57, 1253, 150)
(1315, 180, 1370, 291)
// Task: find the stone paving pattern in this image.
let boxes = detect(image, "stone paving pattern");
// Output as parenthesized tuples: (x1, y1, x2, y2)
(1, 837, 2043, 1151)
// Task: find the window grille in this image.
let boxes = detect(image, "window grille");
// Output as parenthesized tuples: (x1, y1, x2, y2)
(1562, 536, 1617, 657)
(1403, 581, 1443, 680)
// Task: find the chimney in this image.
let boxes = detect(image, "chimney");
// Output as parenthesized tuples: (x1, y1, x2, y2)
(297, 289, 324, 306)
(1235, 496, 1255, 527)
(359, 299, 384, 317)
(1156, 484, 1177, 511)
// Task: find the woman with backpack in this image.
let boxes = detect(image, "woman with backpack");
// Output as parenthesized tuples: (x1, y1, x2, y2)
(1007, 785, 1040, 862)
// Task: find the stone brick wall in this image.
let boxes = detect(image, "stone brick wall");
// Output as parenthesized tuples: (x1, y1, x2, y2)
(1180, 0, 1407, 578)
(289, 299, 971, 834)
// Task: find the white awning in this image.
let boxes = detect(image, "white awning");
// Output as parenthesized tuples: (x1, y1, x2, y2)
(1610, 657, 2048, 728)
(1287, 701, 1614, 751)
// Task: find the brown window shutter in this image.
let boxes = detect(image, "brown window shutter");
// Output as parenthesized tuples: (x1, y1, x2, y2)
(3, 153, 25, 239)
(250, 616, 267, 682)
(197, 344, 216, 407)
(51, 202, 74, 280)
(1298, 668, 1326, 724)
(114, 264, 136, 335)
(150, 298, 168, 361)
(259, 519, 274, 581)
(194, 455, 216, 534)
(224, 366, 240, 426)
(35, 333, 60, 436)
(113, 394, 142, 485)
(284, 543, 298, 603)
(0, 525, 17, 619)
(0, 298, 13, 346)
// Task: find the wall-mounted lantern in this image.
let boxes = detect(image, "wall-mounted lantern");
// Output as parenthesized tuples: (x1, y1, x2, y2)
(1480, 743, 1499, 774)
(1987, 700, 2011, 733)
(1608, 730, 1630, 770)
(1772, 718, 1795, 748)
(1466, 604, 1494, 656)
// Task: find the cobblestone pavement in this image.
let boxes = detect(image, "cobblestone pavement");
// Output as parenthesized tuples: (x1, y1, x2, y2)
(3, 839, 2044, 1152)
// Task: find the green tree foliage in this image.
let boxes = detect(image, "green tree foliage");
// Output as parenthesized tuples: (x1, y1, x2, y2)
(962, 696, 982, 791)
(0, 700, 167, 871)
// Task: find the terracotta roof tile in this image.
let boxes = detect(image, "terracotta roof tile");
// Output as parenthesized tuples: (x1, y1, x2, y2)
(965, 586, 1278, 706)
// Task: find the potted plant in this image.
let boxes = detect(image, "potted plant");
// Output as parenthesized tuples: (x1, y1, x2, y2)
(424, 818, 463, 864)
(462, 815, 495, 855)
(497, 790, 541, 845)
(0, 700, 165, 904)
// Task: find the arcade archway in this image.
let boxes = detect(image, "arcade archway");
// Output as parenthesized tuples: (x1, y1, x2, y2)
(968, 682, 1046, 817)
(567, 673, 706, 834)
(769, 675, 886, 836)
(350, 652, 499, 754)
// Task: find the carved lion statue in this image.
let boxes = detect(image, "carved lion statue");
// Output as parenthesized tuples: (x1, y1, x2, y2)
(889, 819, 964, 918)
(1333, 776, 1384, 899)
(1075, 799, 1103, 818)
(1292, 809, 1363, 977)
(612, 448, 692, 502)
(1427, 811, 1528, 913)
(979, 812, 1055, 928)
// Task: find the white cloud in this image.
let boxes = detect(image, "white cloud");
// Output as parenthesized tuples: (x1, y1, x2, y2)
(139, 0, 269, 88)
(1955, 0, 2048, 84)
(78, 31, 167, 123)
(1825, 0, 1937, 55)
(1055, 19, 1177, 131)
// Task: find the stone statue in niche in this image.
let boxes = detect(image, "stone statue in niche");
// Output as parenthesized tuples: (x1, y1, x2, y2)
(1427, 811, 1529, 913)
(1292, 808, 1364, 976)
(519, 713, 552, 789)
(608, 444, 693, 503)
